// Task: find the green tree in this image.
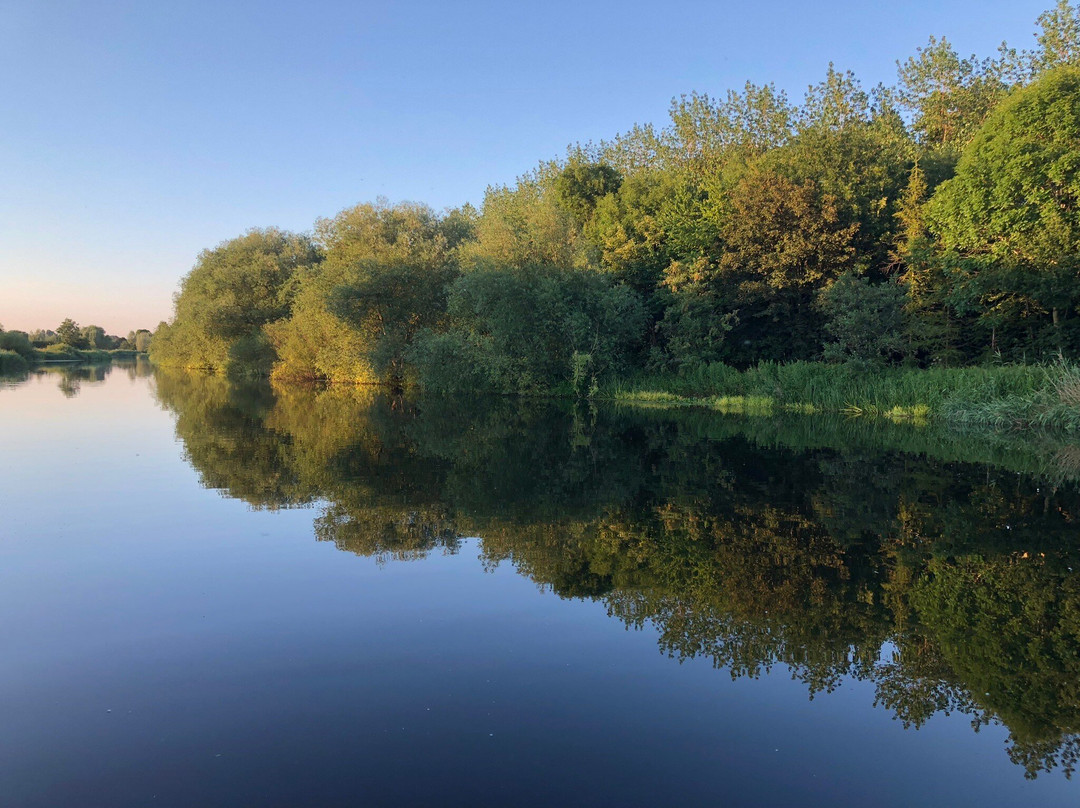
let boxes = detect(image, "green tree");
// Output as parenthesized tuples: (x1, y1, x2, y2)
(927, 67, 1080, 354)
(80, 324, 106, 349)
(56, 318, 82, 347)
(660, 167, 857, 366)
(820, 273, 907, 365)
(553, 157, 622, 225)
(269, 200, 465, 384)
(0, 328, 34, 360)
(152, 228, 321, 373)
(462, 168, 589, 270)
(1034, 0, 1080, 73)
(896, 36, 1013, 153)
(772, 66, 912, 272)
(410, 265, 645, 393)
(661, 83, 793, 179)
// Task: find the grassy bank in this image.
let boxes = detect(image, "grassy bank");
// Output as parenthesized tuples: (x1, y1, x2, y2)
(608, 361, 1080, 432)
(35, 346, 149, 363)
(0, 347, 147, 375)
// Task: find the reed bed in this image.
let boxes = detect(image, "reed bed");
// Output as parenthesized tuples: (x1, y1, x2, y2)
(607, 361, 1080, 433)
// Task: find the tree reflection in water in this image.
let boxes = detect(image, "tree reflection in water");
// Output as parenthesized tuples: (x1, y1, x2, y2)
(154, 368, 1080, 779)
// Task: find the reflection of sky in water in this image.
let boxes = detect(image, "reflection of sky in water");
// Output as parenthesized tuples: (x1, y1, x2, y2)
(0, 368, 1077, 808)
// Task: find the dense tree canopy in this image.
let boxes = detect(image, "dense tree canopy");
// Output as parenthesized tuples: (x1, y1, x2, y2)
(151, 3, 1080, 386)
(928, 66, 1080, 353)
(152, 228, 321, 374)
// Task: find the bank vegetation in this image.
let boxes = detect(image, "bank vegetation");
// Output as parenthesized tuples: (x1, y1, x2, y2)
(150, 3, 1080, 431)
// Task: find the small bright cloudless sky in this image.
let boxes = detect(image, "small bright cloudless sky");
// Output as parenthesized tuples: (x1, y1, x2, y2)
(0, 0, 1055, 334)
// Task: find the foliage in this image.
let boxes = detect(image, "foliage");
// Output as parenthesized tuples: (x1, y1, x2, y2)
(151, 4, 1080, 385)
(0, 329, 35, 360)
(80, 324, 106, 349)
(820, 273, 908, 365)
(152, 228, 321, 373)
(56, 318, 82, 347)
(896, 36, 1014, 153)
(0, 348, 28, 374)
(461, 169, 590, 270)
(268, 200, 467, 384)
(553, 157, 622, 223)
(926, 67, 1080, 355)
(152, 372, 1080, 777)
(410, 265, 645, 393)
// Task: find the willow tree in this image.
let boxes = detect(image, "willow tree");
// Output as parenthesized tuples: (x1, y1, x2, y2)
(268, 200, 469, 385)
(151, 228, 321, 373)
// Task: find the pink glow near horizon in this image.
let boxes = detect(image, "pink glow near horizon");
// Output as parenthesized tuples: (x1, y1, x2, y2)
(1, 281, 173, 336)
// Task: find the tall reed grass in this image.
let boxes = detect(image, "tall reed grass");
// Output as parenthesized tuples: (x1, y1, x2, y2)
(607, 361, 1080, 432)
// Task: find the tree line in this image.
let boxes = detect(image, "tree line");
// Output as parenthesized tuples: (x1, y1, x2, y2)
(153, 2, 1080, 392)
(0, 320, 152, 373)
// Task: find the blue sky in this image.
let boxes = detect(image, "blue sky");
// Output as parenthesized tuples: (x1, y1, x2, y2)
(0, 0, 1053, 333)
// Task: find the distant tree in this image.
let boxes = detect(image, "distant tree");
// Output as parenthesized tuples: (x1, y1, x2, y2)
(134, 330, 152, 353)
(1033, 0, 1080, 73)
(80, 324, 106, 349)
(56, 318, 82, 347)
(28, 329, 57, 346)
(0, 328, 34, 359)
(896, 37, 1014, 152)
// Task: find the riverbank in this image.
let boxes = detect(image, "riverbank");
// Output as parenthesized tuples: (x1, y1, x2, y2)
(607, 361, 1080, 432)
(0, 347, 146, 373)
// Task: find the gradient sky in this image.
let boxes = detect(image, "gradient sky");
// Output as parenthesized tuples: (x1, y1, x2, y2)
(0, 0, 1054, 334)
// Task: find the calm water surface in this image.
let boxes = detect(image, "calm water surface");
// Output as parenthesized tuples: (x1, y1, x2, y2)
(2, 363, 1079, 807)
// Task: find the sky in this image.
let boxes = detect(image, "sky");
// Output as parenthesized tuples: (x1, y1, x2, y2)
(0, 0, 1055, 334)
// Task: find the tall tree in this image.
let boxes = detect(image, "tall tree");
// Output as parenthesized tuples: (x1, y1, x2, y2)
(1034, 0, 1080, 72)
(56, 318, 81, 347)
(152, 228, 321, 372)
(269, 200, 466, 384)
(896, 37, 1015, 154)
(927, 66, 1080, 354)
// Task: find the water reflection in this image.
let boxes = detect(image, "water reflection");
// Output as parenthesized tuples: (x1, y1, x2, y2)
(152, 369, 1080, 779)
(0, 357, 154, 396)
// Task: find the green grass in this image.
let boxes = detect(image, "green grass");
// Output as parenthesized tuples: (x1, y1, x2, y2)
(34, 345, 115, 364)
(606, 361, 1080, 433)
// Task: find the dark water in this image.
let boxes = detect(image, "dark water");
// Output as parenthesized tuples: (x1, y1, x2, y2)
(2, 362, 1080, 807)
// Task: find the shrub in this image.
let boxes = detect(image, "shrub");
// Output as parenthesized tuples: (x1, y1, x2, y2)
(0, 349, 28, 373)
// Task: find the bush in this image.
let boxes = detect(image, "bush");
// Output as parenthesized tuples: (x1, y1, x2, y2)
(226, 332, 277, 377)
(0, 330, 35, 360)
(0, 349, 28, 373)
(407, 330, 491, 393)
(38, 343, 81, 361)
(412, 265, 645, 394)
(820, 273, 907, 366)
